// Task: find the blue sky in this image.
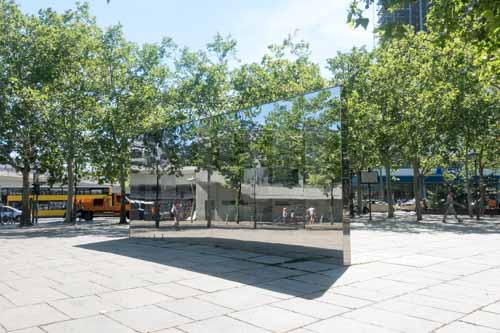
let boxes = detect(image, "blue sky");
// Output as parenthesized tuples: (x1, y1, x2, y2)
(19, 0, 375, 73)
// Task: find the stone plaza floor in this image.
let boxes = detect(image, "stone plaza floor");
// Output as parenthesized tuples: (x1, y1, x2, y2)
(0, 213, 499, 332)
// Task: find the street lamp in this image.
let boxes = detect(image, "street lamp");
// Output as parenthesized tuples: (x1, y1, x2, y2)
(154, 142, 161, 229)
(32, 160, 40, 225)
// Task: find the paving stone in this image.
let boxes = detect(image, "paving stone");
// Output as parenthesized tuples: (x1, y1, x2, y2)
(342, 307, 442, 333)
(305, 315, 396, 333)
(0, 295, 14, 311)
(197, 286, 282, 310)
(329, 286, 402, 302)
(0, 282, 15, 295)
(6, 277, 60, 290)
(307, 291, 373, 309)
(178, 315, 268, 333)
(51, 281, 112, 297)
(107, 305, 191, 332)
(147, 282, 204, 298)
(395, 293, 480, 314)
(157, 297, 233, 320)
(461, 311, 500, 330)
(436, 321, 500, 333)
(248, 255, 292, 264)
(176, 275, 242, 292)
(257, 278, 327, 296)
(374, 299, 463, 324)
(281, 261, 339, 272)
(49, 295, 122, 318)
(0, 303, 69, 331)
(270, 297, 349, 319)
(382, 254, 450, 267)
(153, 329, 186, 333)
(484, 301, 500, 314)
(98, 288, 173, 309)
(90, 276, 152, 290)
(229, 305, 317, 332)
(3, 287, 68, 306)
(134, 271, 191, 284)
(9, 327, 46, 333)
(42, 315, 135, 333)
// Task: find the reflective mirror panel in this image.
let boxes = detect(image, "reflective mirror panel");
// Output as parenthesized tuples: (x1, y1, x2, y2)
(129, 86, 350, 265)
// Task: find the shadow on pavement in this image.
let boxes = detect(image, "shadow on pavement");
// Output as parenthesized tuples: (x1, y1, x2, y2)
(0, 219, 129, 239)
(77, 236, 347, 299)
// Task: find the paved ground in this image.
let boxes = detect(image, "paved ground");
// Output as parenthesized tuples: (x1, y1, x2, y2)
(0, 213, 499, 333)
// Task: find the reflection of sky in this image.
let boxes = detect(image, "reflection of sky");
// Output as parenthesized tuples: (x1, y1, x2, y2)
(192, 86, 341, 125)
(245, 86, 340, 126)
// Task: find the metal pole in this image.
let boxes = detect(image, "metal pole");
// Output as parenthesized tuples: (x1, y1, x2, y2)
(253, 164, 257, 229)
(368, 183, 372, 221)
(155, 164, 160, 228)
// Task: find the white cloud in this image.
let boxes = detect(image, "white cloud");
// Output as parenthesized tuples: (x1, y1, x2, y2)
(226, 0, 375, 73)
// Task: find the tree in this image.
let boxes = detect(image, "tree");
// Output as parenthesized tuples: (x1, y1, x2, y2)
(0, 1, 60, 226)
(374, 30, 456, 221)
(327, 47, 380, 216)
(92, 27, 174, 224)
(42, 4, 102, 223)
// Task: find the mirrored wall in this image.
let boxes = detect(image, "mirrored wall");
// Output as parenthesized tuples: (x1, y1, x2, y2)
(129, 86, 350, 264)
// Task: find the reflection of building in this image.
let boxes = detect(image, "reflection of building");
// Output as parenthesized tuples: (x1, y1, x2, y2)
(130, 166, 343, 223)
(353, 168, 500, 201)
(378, 0, 429, 32)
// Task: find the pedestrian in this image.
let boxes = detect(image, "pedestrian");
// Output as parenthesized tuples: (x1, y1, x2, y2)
(171, 201, 180, 229)
(443, 191, 462, 223)
(307, 206, 316, 224)
(282, 207, 289, 223)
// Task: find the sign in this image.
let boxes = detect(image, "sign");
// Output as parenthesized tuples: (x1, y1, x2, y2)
(360, 171, 378, 184)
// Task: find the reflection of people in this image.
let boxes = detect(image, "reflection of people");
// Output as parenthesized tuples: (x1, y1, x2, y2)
(282, 207, 289, 223)
(443, 191, 462, 223)
(307, 206, 316, 224)
(171, 201, 181, 229)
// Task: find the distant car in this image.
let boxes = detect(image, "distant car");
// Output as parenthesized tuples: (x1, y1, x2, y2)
(397, 199, 425, 211)
(0, 205, 22, 224)
(366, 200, 389, 213)
(356, 200, 389, 213)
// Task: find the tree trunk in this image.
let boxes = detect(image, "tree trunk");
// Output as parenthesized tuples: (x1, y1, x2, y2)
(235, 183, 241, 223)
(65, 158, 74, 224)
(119, 167, 128, 224)
(207, 168, 212, 228)
(20, 166, 31, 227)
(384, 160, 395, 218)
(330, 184, 335, 224)
(464, 153, 473, 217)
(412, 158, 422, 221)
(356, 170, 362, 216)
(478, 161, 486, 220)
(155, 165, 160, 228)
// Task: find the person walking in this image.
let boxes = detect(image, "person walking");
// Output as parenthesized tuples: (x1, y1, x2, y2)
(172, 201, 181, 230)
(443, 191, 462, 223)
(307, 206, 316, 224)
(281, 207, 289, 223)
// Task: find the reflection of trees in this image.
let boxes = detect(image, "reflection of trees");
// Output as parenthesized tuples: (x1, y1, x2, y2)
(257, 90, 340, 188)
(141, 127, 185, 228)
(217, 111, 257, 222)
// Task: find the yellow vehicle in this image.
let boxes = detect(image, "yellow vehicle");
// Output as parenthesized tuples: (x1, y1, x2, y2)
(3, 186, 129, 220)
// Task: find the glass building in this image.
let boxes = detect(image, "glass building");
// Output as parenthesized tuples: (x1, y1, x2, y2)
(129, 86, 351, 265)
